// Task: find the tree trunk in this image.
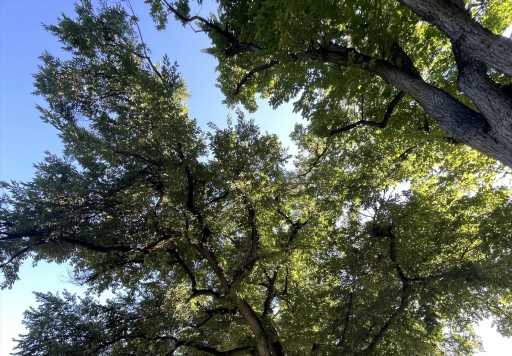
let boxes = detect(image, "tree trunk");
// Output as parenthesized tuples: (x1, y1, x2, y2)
(376, 63, 512, 167)
(321, 45, 512, 167)
(236, 298, 285, 356)
(399, 0, 512, 76)
(396, 0, 512, 165)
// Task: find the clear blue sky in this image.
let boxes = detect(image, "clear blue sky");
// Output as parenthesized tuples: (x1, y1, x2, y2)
(0, 1, 509, 355)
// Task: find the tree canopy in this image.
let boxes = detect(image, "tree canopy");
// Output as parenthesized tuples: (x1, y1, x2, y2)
(146, 0, 512, 166)
(1, 1, 512, 356)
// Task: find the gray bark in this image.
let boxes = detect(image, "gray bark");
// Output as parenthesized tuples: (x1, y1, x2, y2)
(320, 45, 512, 167)
(451, 42, 512, 161)
(399, 0, 512, 76)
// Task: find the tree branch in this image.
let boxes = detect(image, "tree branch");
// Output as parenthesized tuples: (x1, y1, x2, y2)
(451, 38, 512, 138)
(231, 201, 260, 289)
(234, 60, 279, 96)
(193, 307, 237, 328)
(262, 270, 278, 317)
(329, 91, 405, 135)
(359, 226, 412, 353)
(161, 0, 260, 56)
(315, 43, 512, 165)
(0, 245, 34, 268)
(360, 280, 410, 354)
(398, 0, 512, 76)
(276, 209, 309, 247)
(157, 2, 512, 165)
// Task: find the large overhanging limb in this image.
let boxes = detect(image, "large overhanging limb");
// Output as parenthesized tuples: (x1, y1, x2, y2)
(451, 40, 512, 149)
(398, 0, 512, 77)
(317, 43, 512, 167)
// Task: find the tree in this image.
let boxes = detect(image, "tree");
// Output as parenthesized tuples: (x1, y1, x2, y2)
(146, 0, 512, 167)
(1, 2, 512, 355)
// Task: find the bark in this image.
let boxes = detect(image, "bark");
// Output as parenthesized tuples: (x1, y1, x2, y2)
(318, 3, 512, 166)
(451, 41, 512, 159)
(399, 0, 512, 76)
(235, 297, 285, 356)
(318, 44, 512, 167)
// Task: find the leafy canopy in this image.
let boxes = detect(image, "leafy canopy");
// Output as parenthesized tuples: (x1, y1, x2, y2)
(1, 1, 512, 355)
(146, 0, 512, 166)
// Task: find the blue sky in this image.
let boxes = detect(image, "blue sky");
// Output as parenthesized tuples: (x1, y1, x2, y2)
(0, 1, 510, 355)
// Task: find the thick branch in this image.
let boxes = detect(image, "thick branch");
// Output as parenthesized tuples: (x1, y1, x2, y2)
(398, 0, 512, 76)
(235, 298, 285, 356)
(317, 43, 512, 166)
(360, 281, 410, 354)
(163, 3, 512, 165)
(451, 40, 512, 147)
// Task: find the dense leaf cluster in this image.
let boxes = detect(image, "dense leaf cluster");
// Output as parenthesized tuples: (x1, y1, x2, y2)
(1, 1, 512, 355)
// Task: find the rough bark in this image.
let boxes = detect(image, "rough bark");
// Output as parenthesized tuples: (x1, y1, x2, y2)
(319, 44, 512, 167)
(399, 0, 512, 76)
(451, 41, 512, 158)
(320, 2, 512, 166)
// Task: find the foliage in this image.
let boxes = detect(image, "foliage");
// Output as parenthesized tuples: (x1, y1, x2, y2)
(1, 1, 512, 355)
(146, 0, 512, 166)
